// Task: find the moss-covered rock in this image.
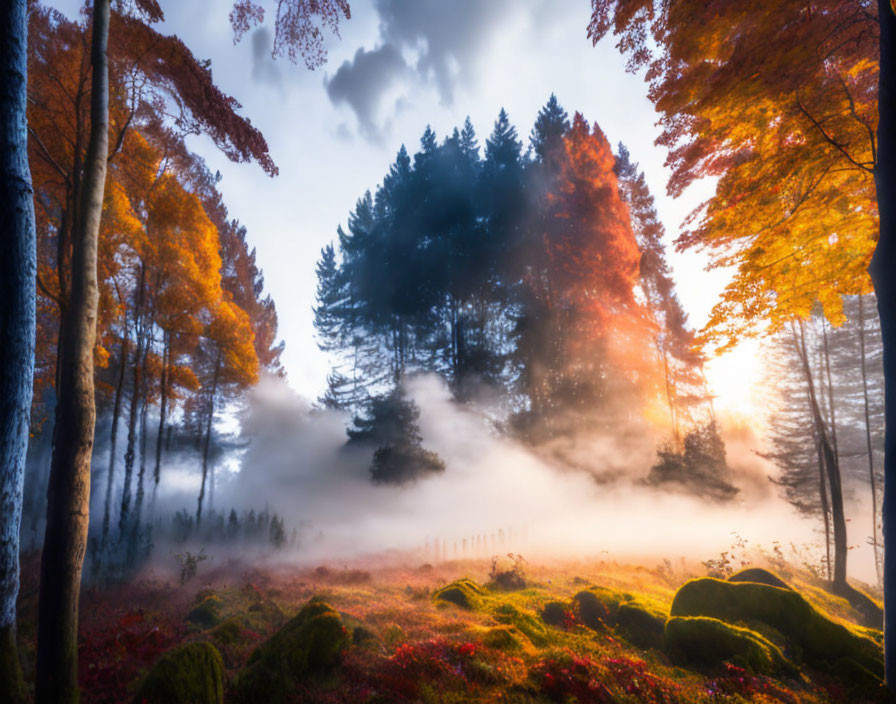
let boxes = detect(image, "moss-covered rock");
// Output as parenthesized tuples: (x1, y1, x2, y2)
(492, 603, 550, 647)
(433, 578, 484, 610)
(210, 619, 243, 647)
(187, 595, 223, 629)
(665, 616, 792, 675)
(540, 601, 568, 628)
(572, 587, 629, 630)
(573, 587, 666, 649)
(671, 578, 883, 677)
(133, 641, 224, 704)
(233, 599, 349, 704)
(728, 568, 790, 590)
(616, 602, 666, 650)
(482, 625, 524, 652)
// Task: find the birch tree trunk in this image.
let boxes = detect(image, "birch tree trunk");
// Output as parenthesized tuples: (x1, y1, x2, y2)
(0, 2, 36, 700)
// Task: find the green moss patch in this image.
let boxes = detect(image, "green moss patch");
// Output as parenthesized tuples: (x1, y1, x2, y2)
(433, 578, 484, 610)
(481, 625, 524, 652)
(573, 587, 666, 649)
(233, 599, 349, 704)
(728, 568, 791, 590)
(133, 641, 224, 704)
(665, 616, 792, 675)
(671, 578, 882, 677)
(540, 601, 568, 628)
(187, 595, 223, 629)
(616, 602, 666, 650)
(491, 603, 550, 647)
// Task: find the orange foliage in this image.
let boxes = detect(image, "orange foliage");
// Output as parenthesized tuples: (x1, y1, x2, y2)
(589, 0, 878, 350)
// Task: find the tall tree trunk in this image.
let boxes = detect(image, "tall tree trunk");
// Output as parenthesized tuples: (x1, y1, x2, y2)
(796, 322, 849, 589)
(872, 0, 896, 685)
(859, 294, 882, 585)
(101, 328, 128, 548)
(0, 2, 35, 700)
(821, 317, 840, 457)
(132, 336, 150, 530)
(196, 352, 221, 526)
(150, 332, 169, 515)
(119, 266, 145, 537)
(816, 421, 833, 581)
(36, 2, 110, 702)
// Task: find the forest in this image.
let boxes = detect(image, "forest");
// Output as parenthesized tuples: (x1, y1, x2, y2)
(0, 0, 895, 703)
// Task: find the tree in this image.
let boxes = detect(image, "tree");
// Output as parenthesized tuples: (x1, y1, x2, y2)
(871, 0, 896, 684)
(0, 2, 35, 700)
(587, 0, 885, 614)
(29, 2, 351, 701)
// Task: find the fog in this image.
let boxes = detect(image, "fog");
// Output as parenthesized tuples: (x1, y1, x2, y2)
(173, 374, 841, 577)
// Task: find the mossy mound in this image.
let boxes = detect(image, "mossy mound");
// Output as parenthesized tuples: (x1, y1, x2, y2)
(616, 602, 666, 650)
(492, 603, 550, 647)
(133, 641, 224, 704)
(481, 625, 524, 652)
(433, 578, 484, 610)
(665, 616, 792, 675)
(540, 601, 568, 628)
(572, 587, 629, 630)
(352, 625, 377, 647)
(234, 600, 349, 704)
(210, 619, 243, 647)
(728, 568, 790, 590)
(834, 582, 884, 630)
(671, 578, 882, 677)
(573, 587, 666, 649)
(244, 598, 286, 630)
(187, 595, 223, 629)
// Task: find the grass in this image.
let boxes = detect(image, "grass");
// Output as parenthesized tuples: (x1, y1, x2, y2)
(12, 553, 891, 703)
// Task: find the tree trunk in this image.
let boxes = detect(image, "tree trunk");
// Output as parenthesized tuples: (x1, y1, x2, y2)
(150, 332, 169, 514)
(815, 422, 833, 581)
(101, 328, 128, 548)
(196, 352, 221, 526)
(36, 2, 110, 702)
(858, 294, 882, 585)
(0, 2, 36, 700)
(821, 317, 840, 457)
(120, 266, 145, 537)
(797, 321, 849, 588)
(872, 0, 896, 685)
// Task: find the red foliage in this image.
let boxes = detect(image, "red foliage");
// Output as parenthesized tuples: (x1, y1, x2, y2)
(78, 609, 185, 704)
(532, 651, 615, 703)
(376, 638, 489, 699)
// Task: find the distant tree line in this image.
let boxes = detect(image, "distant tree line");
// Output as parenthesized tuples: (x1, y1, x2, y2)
(314, 95, 718, 485)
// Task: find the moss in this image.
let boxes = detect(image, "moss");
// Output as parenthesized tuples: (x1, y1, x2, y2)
(616, 602, 666, 650)
(572, 587, 627, 630)
(540, 601, 568, 628)
(352, 626, 376, 647)
(492, 603, 550, 647)
(831, 657, 889, 700)
(0, 624, 26, 704)
(234, 599, 349, 704)
(671, 578, 882, 677)
(572, 587, 666, 649)
(728, 568, 791, 590)
(187, 594, 223, 629)
(133, 641, 224, 704)
(481, 625, 524, 652)
(210, 619, 243, 647)
(665, 616, 792, 675)
(433, 578, 484, 610)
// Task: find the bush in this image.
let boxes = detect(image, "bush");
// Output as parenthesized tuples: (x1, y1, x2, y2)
(234, 599, 349, 704)
(133, 641, 224, 704)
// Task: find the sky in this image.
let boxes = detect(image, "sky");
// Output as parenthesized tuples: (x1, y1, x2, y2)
(46, 0, 762, 416)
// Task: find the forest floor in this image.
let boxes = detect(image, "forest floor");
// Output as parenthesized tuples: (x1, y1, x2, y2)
(11, 549, 893, 703)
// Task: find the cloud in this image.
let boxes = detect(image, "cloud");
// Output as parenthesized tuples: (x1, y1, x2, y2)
(325, 43, 411, 140)
(374, 0, 516, 104)
(326, 0, 527, 140)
